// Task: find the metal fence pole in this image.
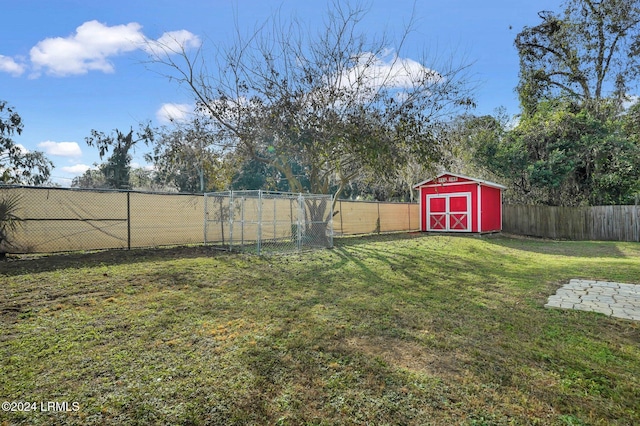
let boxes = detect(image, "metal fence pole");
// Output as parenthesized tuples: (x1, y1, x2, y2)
(257, 190, 262, 255)
(127, 191, 131, 250)
(328, 195, 334, 248)
(203, 193, 208, 245)
(297, 193, 304, 252)
(340, 200, 343, 235)
(229, 191, 234, 252)
(241, 196, 245, 250)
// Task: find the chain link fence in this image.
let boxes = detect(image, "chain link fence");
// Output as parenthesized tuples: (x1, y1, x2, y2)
(1, 186, 417, 255)
(0, 185, 204, 254)
(204, 190, 333, 254)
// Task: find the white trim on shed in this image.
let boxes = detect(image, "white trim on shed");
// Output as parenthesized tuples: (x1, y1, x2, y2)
(413, 172, 506, 190)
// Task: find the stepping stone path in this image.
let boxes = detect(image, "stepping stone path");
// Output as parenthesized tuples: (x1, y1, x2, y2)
(545, 279, 640, 321)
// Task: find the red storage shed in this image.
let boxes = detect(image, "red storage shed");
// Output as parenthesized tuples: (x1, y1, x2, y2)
(413, 172, 506, 233)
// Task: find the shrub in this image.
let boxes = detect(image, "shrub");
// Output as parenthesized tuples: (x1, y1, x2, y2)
(0, 193, 23, 258)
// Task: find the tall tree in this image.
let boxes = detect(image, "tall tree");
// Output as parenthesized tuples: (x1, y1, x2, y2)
(470, 100, 640, 206)
(515, 0, 640, 115)
(230, 157, 309, 192)
(146, 120, 233, 193)
(441, 110, 512, 181)
(85, 124, 154, 189)
(147, 1, 475, 203)
(0, 100, 53, 185)
(70, 166, 109, 189)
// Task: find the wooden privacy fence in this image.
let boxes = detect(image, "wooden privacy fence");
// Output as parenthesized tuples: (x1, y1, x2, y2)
(503, 204, 640, 242)
(0, 186, 419, 254)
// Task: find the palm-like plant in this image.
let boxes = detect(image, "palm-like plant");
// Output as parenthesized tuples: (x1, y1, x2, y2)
(0, 193, 23, 258)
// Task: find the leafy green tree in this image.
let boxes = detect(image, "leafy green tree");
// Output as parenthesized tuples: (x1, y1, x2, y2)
(145, 121, 233, 193)
(71, 166, 109, 188)
(128, 167, 158, 191)
(442, 111, 512, 178)
(501, 0, 640, 206)
(230, 156, 311, 192)
(1, 100, 53, 185)
(72, 164, 178, 192)
(85, 124, 154, 189)
(470, 100, 640, 205)
(515, 0, 640, 115)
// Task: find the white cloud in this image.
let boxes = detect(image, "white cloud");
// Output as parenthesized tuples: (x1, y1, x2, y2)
(145, 30, 201, 57)
(61, 164, 91, 174)
(37, 141, 82, 157)
(0, 55, 25, 76)
(130, 162, 155, 171)
(156, 103, 192, 124)
(623, 94, 639, 110)
(28, 20, 200, 77)
(15, 144, 29, 154)
(30, 20, 145, 76)
(336, 51, 443, 95)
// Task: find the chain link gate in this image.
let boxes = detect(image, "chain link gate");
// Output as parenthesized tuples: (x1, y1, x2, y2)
(204, 190, 333, 254)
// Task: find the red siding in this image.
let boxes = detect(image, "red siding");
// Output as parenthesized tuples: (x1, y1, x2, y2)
(480, 186, 502, 232)
(421, 183, 479, 232)
(416, 173, 503, 233)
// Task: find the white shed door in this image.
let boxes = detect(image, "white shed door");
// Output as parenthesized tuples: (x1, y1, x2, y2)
(426, 193, 471, 232)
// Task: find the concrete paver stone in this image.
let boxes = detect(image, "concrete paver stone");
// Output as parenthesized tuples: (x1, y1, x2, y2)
(545, 279, 640, 321)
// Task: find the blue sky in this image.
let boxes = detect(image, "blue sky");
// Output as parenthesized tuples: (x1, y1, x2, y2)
(2, 0, 561, 186)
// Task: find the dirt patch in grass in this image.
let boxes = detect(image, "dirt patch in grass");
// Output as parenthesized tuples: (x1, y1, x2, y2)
(0, 245, 223, 275)
(340, 335, 468, 378)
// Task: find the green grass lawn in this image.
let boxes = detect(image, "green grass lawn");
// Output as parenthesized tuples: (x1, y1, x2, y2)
(1, 234, 639, 425)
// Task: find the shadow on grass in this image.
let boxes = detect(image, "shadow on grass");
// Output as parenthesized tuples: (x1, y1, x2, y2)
(486, 233, 636, 258)
(0, 232, 423, 277)
(349, 230, 639, 259)
(337, 231, 636, 259)
(2, 231, 635, 279)
(0, 245, 227, 277)
(333, 231, 430, 248)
